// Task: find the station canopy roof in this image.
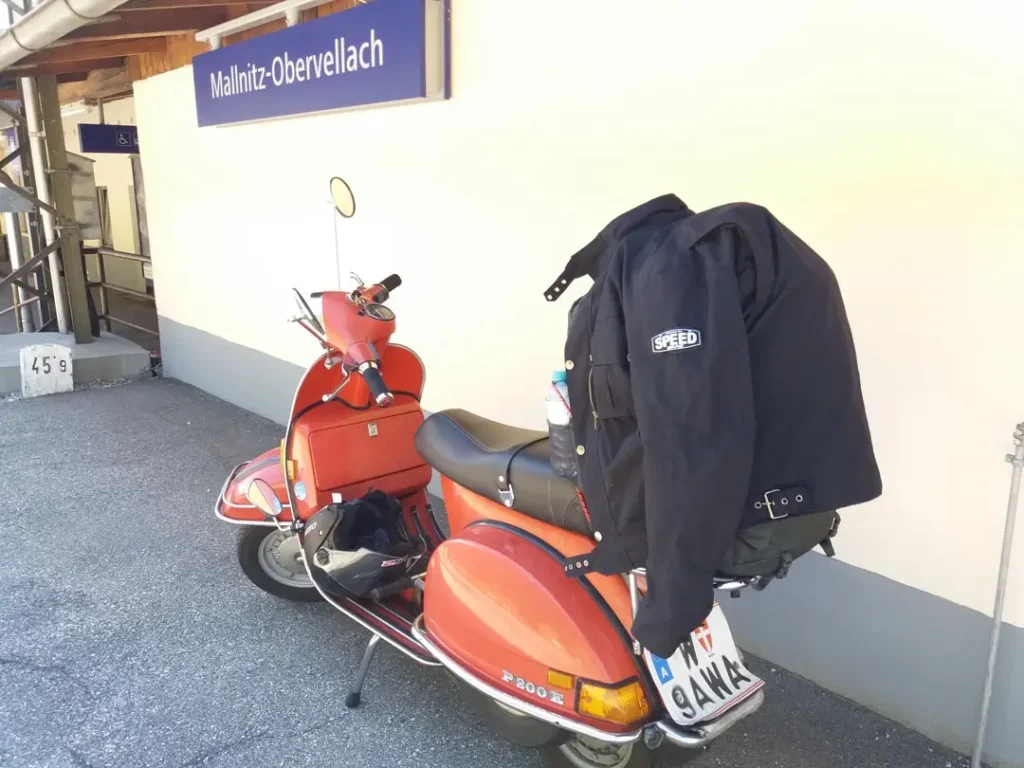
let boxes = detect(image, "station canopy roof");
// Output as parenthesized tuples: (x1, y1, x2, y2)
(0, 0, 355, 103)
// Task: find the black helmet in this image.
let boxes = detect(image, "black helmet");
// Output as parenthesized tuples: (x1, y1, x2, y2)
(301, 491, 423, 598)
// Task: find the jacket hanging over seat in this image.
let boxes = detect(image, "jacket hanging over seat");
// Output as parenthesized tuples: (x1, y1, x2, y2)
(545, 195, 882, 658)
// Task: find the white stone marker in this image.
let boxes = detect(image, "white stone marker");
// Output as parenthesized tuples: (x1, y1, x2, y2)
(20, 344, 73, 398)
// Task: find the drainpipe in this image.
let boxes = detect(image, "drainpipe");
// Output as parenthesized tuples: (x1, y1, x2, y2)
(2, 5, 32, 331)
(0, 0, 135, 71)
(21, 76, 68, 333)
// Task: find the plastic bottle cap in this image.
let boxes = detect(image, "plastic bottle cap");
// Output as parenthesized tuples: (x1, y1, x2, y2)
(552, 370, 567, 382)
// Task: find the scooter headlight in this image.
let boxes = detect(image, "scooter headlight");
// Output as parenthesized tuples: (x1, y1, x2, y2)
(576, 679, 650, 726)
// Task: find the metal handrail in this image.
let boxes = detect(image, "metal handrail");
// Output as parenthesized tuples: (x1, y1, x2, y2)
(82, 246, 157, 338)
(97, 247, 150, 265)
(0, 294, 38, 316)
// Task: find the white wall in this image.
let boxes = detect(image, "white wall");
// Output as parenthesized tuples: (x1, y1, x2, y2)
(135, 0, 1024, 628)
(62, 97, 143, 292)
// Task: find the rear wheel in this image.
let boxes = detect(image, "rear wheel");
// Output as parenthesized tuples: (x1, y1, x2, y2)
(457, 681, 565, 748)
(237, 526, 321, 602)
(545, 737, 649, 768)
(457, 682, 697, 767)
(545, 737, 702, 768)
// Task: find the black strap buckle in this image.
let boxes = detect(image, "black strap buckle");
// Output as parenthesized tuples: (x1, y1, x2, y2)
(760, 488, 788, 520)
(819, 512, 842, 557)
(750, 485, 809, 521)
(496, 437, 547, 508)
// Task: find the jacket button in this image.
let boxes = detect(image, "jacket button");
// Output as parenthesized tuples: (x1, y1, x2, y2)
(594, 531, 603, 542)
(565, 360, 575, 370)
(576, 445, 586, 456)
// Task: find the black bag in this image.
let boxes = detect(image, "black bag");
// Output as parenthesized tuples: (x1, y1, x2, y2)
(718, 510, 840, 580)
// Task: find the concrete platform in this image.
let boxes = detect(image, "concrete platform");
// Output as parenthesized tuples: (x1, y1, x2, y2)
(0, 331, 151, 396)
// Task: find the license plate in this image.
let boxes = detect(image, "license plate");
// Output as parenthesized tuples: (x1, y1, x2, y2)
(643, 603, 764, 726)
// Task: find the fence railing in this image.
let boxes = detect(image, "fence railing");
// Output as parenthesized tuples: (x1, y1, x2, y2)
(82, 246, 158, 337)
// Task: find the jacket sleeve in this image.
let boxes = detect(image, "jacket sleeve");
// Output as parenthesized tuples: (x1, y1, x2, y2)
(625, 233, 757, 659)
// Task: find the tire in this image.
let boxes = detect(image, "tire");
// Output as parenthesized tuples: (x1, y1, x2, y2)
(543, 737, 653, 768)
(458, 681, 699, 767)
(544, 737, 703, 768)
(237, 526, 321, 602)
(457, 682, 566, 749)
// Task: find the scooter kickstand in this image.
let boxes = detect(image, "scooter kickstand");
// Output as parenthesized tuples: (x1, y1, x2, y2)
(345, 634, 382, 708)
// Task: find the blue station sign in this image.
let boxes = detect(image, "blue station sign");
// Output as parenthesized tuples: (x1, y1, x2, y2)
(191, 0, 449, 127)
(78, 124, 140, 154)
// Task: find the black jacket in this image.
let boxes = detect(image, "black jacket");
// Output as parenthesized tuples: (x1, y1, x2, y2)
(547, 195, 882, 658)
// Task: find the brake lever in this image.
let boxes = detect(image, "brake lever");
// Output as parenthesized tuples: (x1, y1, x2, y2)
(321, 370, 352, 402)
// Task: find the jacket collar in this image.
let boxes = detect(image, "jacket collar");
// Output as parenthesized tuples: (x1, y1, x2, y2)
(544, 194, 693, 302)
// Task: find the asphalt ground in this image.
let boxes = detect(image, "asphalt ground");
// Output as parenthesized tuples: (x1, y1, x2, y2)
(0, 379, 974, 768)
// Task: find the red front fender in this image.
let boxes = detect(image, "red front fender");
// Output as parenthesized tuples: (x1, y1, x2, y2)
(214, 448, 295, 524)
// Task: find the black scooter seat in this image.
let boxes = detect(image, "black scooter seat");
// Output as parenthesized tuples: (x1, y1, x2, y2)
(414, 409, 590, 536)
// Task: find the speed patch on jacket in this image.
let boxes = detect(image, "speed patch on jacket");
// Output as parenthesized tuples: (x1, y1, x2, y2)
(651, 328, 702, 353)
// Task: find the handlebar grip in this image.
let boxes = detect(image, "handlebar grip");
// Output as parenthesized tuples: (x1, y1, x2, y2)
(370, 576, 413, 601)
(360, 365, 394, 407)
(372, 274, 402, 303)
(310, 291, 323, 299)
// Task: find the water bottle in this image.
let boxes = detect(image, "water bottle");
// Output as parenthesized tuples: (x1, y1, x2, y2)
(546, 370, 578, 480)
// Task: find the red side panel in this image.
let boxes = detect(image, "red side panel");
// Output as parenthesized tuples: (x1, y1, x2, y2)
(441, 477, 635, 632)
(423, 523, 641, 735)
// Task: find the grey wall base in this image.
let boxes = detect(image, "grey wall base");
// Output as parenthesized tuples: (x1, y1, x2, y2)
(724, 552, 1022, 768)
(158, 317, 303, 425)
(159, 317, 1022, 768)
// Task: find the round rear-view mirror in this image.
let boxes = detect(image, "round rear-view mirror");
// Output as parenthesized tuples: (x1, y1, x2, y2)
(246, 478, 283, 518)
(330, 176, 356, 218)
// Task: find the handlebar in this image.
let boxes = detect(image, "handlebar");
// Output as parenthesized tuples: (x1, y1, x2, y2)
(372, 274, 402, 303)
(359, 363, 394, 407)
(311, 274, 401, 303)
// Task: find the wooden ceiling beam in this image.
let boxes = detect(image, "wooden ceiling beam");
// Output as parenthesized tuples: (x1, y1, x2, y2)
(65, 7, 229, 42)
(14, 37, 166, 67)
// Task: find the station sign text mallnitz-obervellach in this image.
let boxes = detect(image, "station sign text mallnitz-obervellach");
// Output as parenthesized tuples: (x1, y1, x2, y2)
(192, 0, 449, 127)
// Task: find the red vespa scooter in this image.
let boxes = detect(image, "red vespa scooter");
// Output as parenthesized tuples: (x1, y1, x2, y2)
(214, 178, 767, 768)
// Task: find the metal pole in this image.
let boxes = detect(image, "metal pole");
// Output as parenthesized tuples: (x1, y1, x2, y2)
(4, 211, 34, 330)
(14, 80, 45, 330)
(20, 76, 69, 334)
(36, 75, 91, 343)
(95, 249, 110, 332)
(970, 421, 1023, 768)
(3, 4, 34, 333)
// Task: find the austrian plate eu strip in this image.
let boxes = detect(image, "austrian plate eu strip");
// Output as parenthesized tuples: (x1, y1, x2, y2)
(643, 603, 764, 726)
